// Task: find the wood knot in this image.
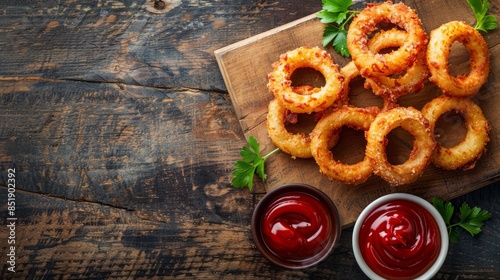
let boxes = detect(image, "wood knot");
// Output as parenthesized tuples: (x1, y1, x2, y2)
(146, 0, 180, 14)
(154, 0, 166, 10)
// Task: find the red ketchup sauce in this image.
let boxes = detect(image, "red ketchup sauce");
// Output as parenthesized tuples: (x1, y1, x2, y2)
(359, 199, 441, 279)
(260, 192, 331, 261)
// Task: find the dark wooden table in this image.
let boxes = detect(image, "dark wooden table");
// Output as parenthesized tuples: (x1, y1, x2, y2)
(1, 0, 499, 278)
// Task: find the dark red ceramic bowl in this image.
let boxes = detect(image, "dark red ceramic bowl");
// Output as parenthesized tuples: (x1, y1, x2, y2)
(251, 184, 341, 269)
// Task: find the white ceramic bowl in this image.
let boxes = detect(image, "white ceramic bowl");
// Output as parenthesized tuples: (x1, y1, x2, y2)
(352, 193, 449, 280)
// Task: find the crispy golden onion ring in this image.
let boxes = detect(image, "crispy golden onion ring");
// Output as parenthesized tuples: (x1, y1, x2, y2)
(267, 46, 344, 113)
(364, 28, 428, 99)
(366, 107, 436, 186)
(421, 96, 490, 170)
(267, 99, 312, 158)
(346, 1, 428, 77)
(267, 99, 339, 158)
(291, 85, 321, 95)
(340, 61, 399, 112)
(311, 106, 380, 185)
(339, 61, 360, 101)
(427, 21, 490, 97)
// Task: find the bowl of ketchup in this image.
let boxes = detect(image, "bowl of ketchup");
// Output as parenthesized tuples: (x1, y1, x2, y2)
(352, 193, 449, 280)
(251, 184, 341, 269)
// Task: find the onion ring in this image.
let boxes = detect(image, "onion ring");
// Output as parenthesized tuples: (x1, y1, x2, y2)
(364, 28, 428, 99)
(427, 21, 490, 97)
(339, 61, 360, 101)
(366, 107, 436, 186)
(291, 85, 320, 95)
(266, 99, 312, 158)
(266, 99, 340, 158)
(340, 61, 399, 112)
(421, 95, 490, 170)
(310, 106, 380, 185)
(267, 46, 344, 113)
(346, 1, 428, 77)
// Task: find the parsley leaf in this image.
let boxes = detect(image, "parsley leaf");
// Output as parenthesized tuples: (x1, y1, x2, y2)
(322, 26, 350, 57)
(322, 0, 352, 12)
(432, 197, 454, 224)
(467, 0, 498, 32)
(432, 197, 492, 244)
(458, 202, 492, 236)
(317, 0, 359, 57)
(449, 227, 461, 244)
(231, 136, 280, 190)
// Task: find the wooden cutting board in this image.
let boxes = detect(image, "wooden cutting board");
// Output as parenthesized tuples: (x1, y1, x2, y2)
(215, 3, 500, 228)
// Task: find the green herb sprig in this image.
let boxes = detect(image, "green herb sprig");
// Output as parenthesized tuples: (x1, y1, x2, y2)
(231, 136, 280, 190)
(432, 198, 492, 244)
(467, 0, 498, 32)
(317, 0, 359, 57)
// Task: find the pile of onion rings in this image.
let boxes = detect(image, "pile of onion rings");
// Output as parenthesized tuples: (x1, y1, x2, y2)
(363, 28, 429, 101)
(346, 1, 428, 78)
(264, 1, 491, 186)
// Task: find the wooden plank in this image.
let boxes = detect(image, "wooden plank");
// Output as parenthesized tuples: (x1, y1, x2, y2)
(215, 0, 500, 227)
(0, 188, 260, 278)
(0, 79, 251, 208)
(0, 0, 322, 91)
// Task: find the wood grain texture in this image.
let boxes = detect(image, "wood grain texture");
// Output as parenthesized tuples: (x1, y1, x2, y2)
(0, 0, 321, 91)
(0, 79, 244, 211)
(216, 0, 500, 227)
(0, 0, 499, 278)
